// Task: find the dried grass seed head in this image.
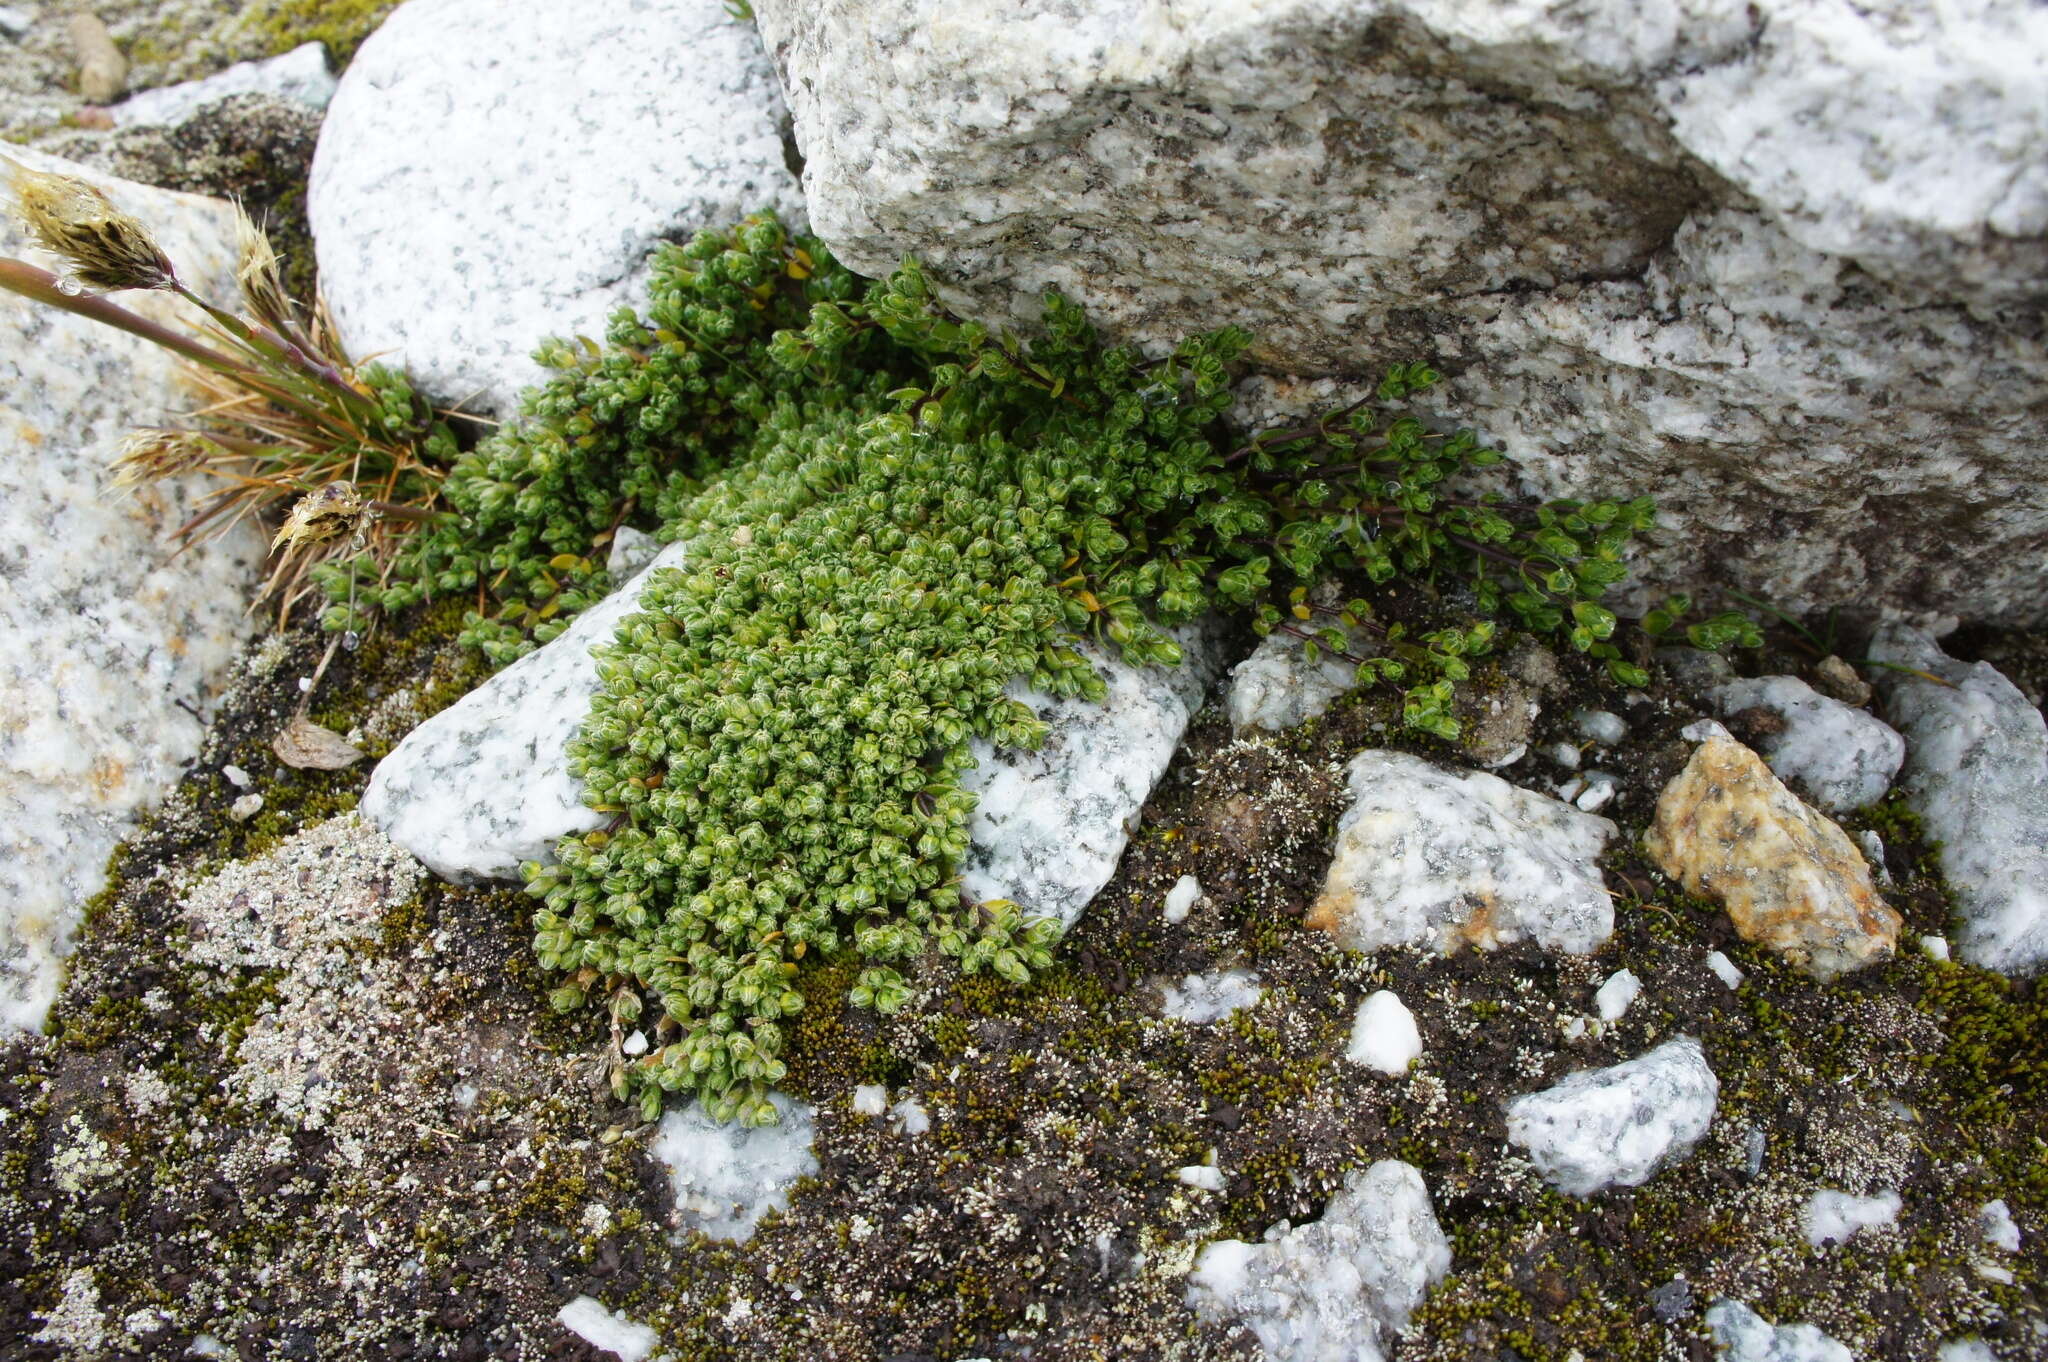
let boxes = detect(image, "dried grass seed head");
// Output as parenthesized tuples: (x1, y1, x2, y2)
(3, 156, 177, 293)
(112, 428, 217, 486)
(231, 201, 292, 331)
(272, 479, 366, 553)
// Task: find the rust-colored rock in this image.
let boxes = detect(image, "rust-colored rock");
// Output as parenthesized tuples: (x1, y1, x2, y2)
(1644, 735, 1899, 981)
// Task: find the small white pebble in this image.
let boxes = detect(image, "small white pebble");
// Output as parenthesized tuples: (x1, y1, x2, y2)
(621, 1030, 648, 1057)
(851, 1084, 887, 1117)
(1163, 874, 1201, 924)
(1574, 709, 1627, 745)
(1177, 1165, 1226, 1191)
(890, 1096, 930, 1136)
(1549, 741, 1581, 770)
(1483, 743, 1527, 769)
(1802, 1188, 1901, 1247)
(1556, 776, 1586, 803)
(1681, 718, 1731, 743)
(221, 764, 252, 788)
(1560, 1015, 1590, 1042)
(1979, 1200, 2021, 1253)
(296, 676, 313, 693)
(1921, 935, 1950, 962)
(1594, 969, 1640, 1021)
(1704, 951, 1744, 989)
(1939, 1340, 1998, 1362)
(1347, 990, 1423, 1075)
(228, 793, 264, 822)
(1858, 829, 1892, 885)
(1575, 772, 1618, 813)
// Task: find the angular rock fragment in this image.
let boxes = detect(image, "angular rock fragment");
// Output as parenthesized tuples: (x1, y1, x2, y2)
(1, 149, 263, 1034)
(310, 0, 806, 413)
(1704, 1299, 1853, 1362)
(1307, 751, 1616, 956)
(650, 1092, 818, 1242)
(1644, 735, 1899, 981)
(1867, 625, 2048, 975)
(1505, 1037, 1719, 1197)
(1187, 1160, 1451, 1362)
(362, 543, 691, 883)
(1708, 674, 1903, 811)
(1226, 626, 1365, 735)
(1347, 991, 1422, 1076)
(111, 42, 335, 128)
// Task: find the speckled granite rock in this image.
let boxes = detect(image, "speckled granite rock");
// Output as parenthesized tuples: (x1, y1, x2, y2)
(1645, 734, 1899, 981)
(309, 0, 805, 414)
(110, 41, 334, 128)
(1187, 1160, 1450, 1362)
(361, 543, 691, 883)
(1506, 1037, 1720, 1197)
(366, 552, 1225, 926)
(1867, 625, 2048, 975)
(957, 620, 1227, 929)
(1708, 674, 1904, 812)
(753, 0, 2048, 623)
(0, 149, 263, 1035)
(1705, 1299, 1853, 1362)
(1306, 751, 1616, 956)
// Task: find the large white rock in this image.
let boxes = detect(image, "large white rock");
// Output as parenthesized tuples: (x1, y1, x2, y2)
(0, 149, 265, 1035)
(309, 0, 805, 415)
(364, 548, 1224, 929)
(1708, 675, 1903, 813)
(1187, 1160, 1451, 1362)
(752, 0, 2048, 623)
(110, 42, 335, 129)
(1505, 1037, 1719, 1196)
(1867, 625, 2048, 975)
(1306, 751, 1617, 956)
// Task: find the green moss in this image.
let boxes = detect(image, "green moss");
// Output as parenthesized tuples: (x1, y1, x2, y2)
(246, 0, 402, 67)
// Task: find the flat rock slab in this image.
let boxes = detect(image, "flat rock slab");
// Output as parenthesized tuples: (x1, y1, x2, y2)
(753, 0, 2048, 623)
(309, 0, 805, 415)
(1187, 1160, 1450, 1362)
(1868, 625, 2048, 975)
(0, 148, 263, 1034)
(1306, 751, 1616, 956)
(110, 41, 334, 128)
(364, 548, 1225, 933)
(1506, 1037, 1720, 1197)
(1645, 733, 1900, 982)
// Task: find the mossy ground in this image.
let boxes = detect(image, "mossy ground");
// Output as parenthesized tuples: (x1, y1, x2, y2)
(3, 586, 2039, 1360)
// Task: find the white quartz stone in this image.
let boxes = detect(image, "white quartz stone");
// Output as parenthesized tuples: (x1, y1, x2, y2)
(0, 7, 31, 40)
(556, 1296, 659, 1362)
(650, 1092, 818, 1242)
(1705, 1300, 1853, 1362)
(361, 543, 691, 883)
(1868, 625, 2048, 974)
(1347, 991, 1422, 1076)
(1178, 1164, 1226, 1192)
(752, 0, 2048, 623)
(310, 0, 806, 414)
(1574, 710, 1627, 746)
(1308, 751, 1617, 956)
(1938, 1342, 1997, 1362)
(889, 1096, 929, 1136)
(1225, 607, 1371, 734)
(1704, 951, 1745, 990)
(957, 621, 1227, 930)
(0, 149, 264, 1036)
(1708, 675, 1904, 812)
(1593, 969, 1640, 1022)
(1163, 874, 1201, 924)
(1979, 1199, 2020, 1253)
(850, 1084, 887, 1117)
(1922, 935, 1951, 962)
(1801, 1188, 1901, 1246)
(1186, 1160, 1451, 1362)
(110, 42, 335, 128)
(1574, 772, 1618, 814)
(1506, 1037, 1719, 1197)
(1161, 969, 1264, 1025)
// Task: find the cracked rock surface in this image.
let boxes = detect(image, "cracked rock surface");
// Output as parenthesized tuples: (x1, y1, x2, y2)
(753, 0, 2048, 622)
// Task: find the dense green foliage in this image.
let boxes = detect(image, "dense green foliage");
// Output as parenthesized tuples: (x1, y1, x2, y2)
(330, 214, 1675, 1123)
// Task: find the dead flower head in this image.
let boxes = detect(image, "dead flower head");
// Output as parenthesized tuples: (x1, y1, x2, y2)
(272, 480, 366, 554)
(3, 156, 177, 293)
(231, 201, 291, 331)
(111, 428, 217, 486)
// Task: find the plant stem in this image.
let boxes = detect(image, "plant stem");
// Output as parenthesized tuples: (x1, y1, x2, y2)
(1, 257, 247, 376)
